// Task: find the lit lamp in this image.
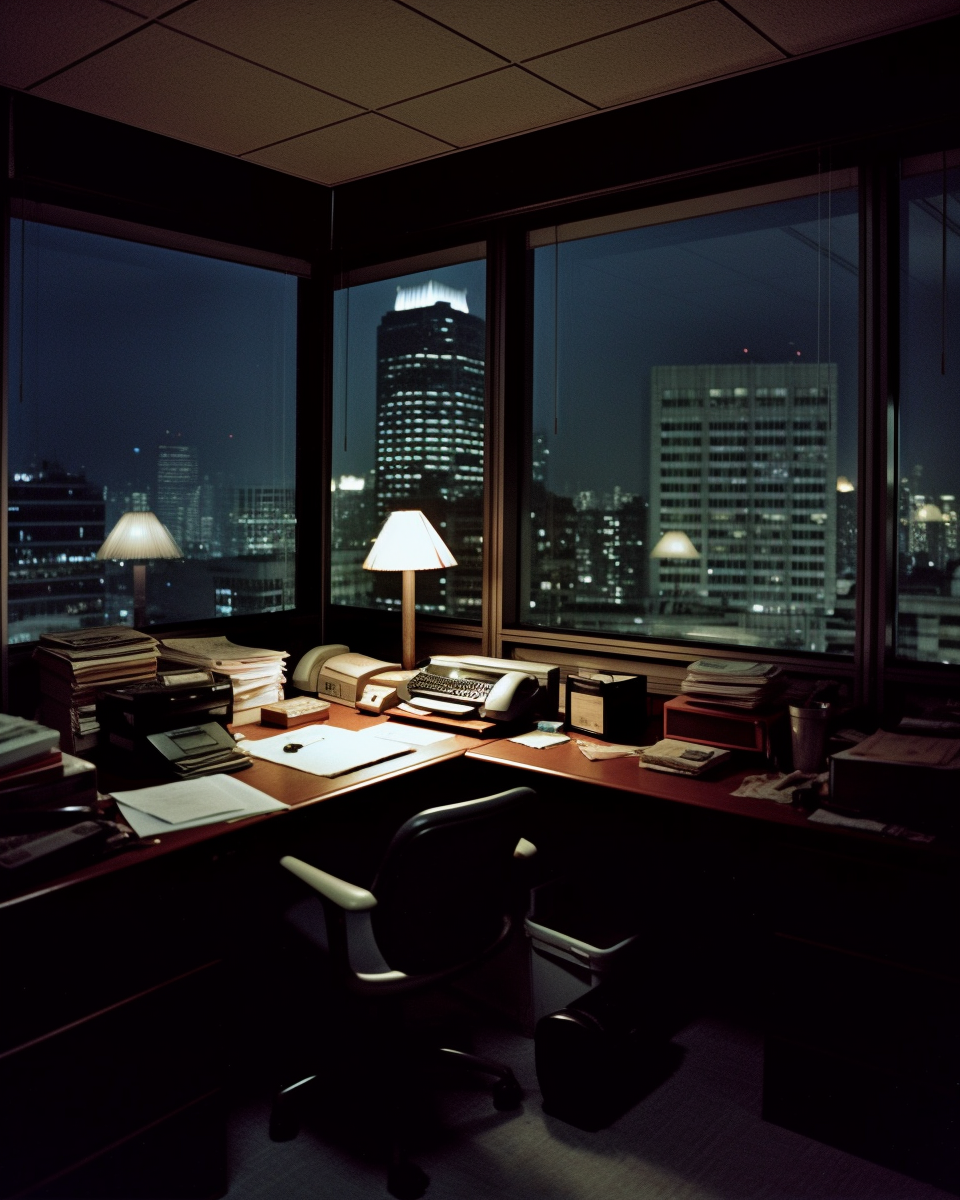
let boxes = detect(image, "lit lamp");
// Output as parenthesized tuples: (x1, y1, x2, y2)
(96, 511, 183, 628)
(650, 530, 701, 606)
(363, 510, 457, 670)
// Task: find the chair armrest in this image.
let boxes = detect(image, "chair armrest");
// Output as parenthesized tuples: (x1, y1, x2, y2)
(513, 838, 537, 859)
(280, 855, 378, 911)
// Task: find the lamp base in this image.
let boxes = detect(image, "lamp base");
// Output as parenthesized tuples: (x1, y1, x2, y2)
(133, 563, 147, 629)
(402, 570, 416, 671)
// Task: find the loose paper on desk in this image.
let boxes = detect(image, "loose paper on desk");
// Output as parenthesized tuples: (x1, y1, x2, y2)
(246, 724, 413, 777)
(360, 722, 454, 747)
(576, 741, 643, 761)
(847, 730, 960, 767)
(112, 774, 286, 837)
(508, 730, 569, 749)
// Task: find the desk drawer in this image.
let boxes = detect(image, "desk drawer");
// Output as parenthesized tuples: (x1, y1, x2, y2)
(0, 961, 225, 1198)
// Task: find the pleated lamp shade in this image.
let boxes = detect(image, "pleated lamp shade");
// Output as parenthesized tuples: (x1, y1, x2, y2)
(96, 511, 183, 561)
(362, 511, 457, 573)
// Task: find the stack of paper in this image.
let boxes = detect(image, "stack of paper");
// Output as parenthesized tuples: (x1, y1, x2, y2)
(680, 659, 783, 710)
(112, 774, 286, 837)
(245, 724, 416, 778)
(639, 738, 731, 775)
(34, 627, 159, 752)
(159, 636, 288, 724)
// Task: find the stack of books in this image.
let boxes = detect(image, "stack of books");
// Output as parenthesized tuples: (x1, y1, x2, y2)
(0, 713, 99, 812)
(639, 738, 731, 775)
(158, 636, 288, 725)
(680, 659, 783, 710)
(35, 627, 160, 753)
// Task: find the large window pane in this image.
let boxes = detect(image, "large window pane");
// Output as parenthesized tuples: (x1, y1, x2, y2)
(525, 180, 859, 654)
(898, 156, 960, 663)
(331, 259, 486, 619)
(7, 221, 297, 643)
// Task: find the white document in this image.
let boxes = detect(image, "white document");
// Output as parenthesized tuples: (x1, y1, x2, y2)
(508, 731, 569, 749)
(246, 724, 413, 777)
(358, 723, 454, 747)
(112, 774, 286, 837)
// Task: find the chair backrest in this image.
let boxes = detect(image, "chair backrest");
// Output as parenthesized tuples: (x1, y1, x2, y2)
(369, 787, 534, 976)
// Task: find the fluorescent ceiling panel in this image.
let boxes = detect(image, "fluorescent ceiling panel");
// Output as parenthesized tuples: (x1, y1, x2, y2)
(526, 2, 783, 107)
(403, 0, 685, 61)
(383, 66, 594, 147)
(162, 0, 505, 110)
(32, 24, 361, 156)
(243, 113, 451, 184)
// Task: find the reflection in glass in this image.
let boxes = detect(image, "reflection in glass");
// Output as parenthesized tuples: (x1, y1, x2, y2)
(898, 158, 960, 663)
(7, 221, 298, 642)
(526, 183, 859, 654)
(331, 259, 486, 619)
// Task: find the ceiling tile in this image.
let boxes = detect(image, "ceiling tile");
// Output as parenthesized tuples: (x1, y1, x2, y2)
(730, 0, 960, 56)
(0, 0, 143, 89)
(526, 2, 783, 107)
(101, 0, 184, 14)
(162, 0, 505, 110)
(31, 25, 361, 156)
(403, 0, 685, 62)
(243, 113, 451, 184)
(382, 66, 594, 148)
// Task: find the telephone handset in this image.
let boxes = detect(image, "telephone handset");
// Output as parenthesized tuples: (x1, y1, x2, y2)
(292, 644, 401, 706)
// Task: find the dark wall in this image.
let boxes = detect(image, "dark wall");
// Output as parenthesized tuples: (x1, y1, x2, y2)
(334, 15, 960, 263)
(7, 91, 332, 262)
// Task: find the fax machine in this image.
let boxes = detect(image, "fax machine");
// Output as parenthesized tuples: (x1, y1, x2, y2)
(400, 657, 542, 723)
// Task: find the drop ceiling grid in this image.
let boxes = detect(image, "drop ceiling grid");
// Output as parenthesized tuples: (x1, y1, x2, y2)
(7, 0, 960, 184)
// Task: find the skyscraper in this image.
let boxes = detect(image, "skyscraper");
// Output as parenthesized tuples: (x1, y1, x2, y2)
(374, 282, 485, 613)
(649, 364, 838, 650)
(156, 444, 200, 551)
(7, 463, 105, 643)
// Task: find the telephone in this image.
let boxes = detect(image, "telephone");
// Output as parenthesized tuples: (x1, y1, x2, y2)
(400, 659, 540, 723)
(292, 645, 402, 706)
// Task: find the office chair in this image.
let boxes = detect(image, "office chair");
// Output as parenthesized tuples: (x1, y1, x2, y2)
(271, 786, 537, 1200)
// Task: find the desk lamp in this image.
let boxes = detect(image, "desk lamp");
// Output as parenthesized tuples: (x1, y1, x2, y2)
(650, 530, 700, 605)
(363, 510, 457, 670)
(96, 511, 183, 628)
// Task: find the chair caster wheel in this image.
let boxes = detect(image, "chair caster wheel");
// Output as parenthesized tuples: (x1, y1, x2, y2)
(492, 1077, 522, 1111)
(387, 1162, 429, 1199)
(268, 1101, 299, 1142)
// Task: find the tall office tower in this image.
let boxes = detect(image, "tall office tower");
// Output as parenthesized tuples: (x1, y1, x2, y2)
(235, 487, 296, 556)
(941, 495, 958, 556)
(156, 444, 200, 552)
(374, 281, 485, 613)
(7, 463, 105, 644)
(649, 364, 838, 650)
(836, 476, 857, 584)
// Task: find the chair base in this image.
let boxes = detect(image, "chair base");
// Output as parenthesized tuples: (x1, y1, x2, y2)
(269, 1048, 522, 1195)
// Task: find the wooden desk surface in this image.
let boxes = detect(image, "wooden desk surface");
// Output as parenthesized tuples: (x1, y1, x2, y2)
(1, 707, 477, 907)
(466, 736, 819, 831)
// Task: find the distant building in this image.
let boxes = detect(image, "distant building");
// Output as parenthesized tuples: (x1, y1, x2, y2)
(156, 444, 200, 551)
(7, 463, 105, 644)
(235, 487, 296, 556)
(372, 282, 485, 614)
(649, 363, 838, 650)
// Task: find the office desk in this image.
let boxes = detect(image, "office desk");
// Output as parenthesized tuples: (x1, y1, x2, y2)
(464, 734, 960, 1196)
(0, 709, 478, 1200)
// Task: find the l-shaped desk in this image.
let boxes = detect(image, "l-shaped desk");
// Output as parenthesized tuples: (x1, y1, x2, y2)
(2, 707, 956, 1198)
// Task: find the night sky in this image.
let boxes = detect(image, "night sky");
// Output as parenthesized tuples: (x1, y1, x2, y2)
(8, 221, 297, 496)
(533, 189, 861, 499)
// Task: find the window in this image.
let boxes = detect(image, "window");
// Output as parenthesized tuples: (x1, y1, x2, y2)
(331, 255, 486, 619)
(524, 174, 859, 654)
(7, 220, 298, 643)
(897, 152, 960, 664)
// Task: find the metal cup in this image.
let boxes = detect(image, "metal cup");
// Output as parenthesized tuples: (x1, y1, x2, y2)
(789, 702, 831, 773)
